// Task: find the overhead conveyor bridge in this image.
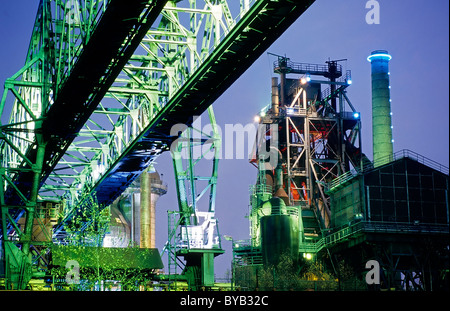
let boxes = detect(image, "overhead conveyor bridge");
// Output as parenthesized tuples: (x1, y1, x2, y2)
(0, 0, 315, 289)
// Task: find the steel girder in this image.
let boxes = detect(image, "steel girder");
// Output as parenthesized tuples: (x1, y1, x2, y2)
(52, 0, 241, 234)
(0, 0, 167, 289)
(50, 0, 316, 237)
(1, 0, 316, 288)
(165, 106, 223, 289)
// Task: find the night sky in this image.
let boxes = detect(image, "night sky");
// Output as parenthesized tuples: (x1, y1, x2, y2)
(1, 0, 448, 279)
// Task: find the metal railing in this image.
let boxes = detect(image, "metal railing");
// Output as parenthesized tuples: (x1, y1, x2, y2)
(303, 220, 449, 255)
(299, 238, 324, 253)
(361, 149, 448, 175)
(362, 221, 449, 234)
(270, 206, 300, 217)
(250, 184, 273, 195)
(232, 239, 263, 266)
(327, 168, 360, 192)
(273, 59, 342, 76)
(327, 149, 449, 193)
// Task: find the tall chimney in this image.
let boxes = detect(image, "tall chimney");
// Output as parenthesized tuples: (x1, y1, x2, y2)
(271, 77, 279, 116)
(139, 170, 167, 248)
(368, 50, 393, 167)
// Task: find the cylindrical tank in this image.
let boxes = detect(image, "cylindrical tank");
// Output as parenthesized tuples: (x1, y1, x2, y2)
(260, 197, 299, 266)
(104, 204, 131, 247)
(368, 50, 393, 167)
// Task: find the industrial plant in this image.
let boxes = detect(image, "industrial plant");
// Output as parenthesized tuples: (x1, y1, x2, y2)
(232, 51, 449, 291)
(0, 0, 448, 292)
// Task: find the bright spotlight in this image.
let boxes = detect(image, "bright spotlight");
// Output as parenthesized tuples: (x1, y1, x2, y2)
(353, 112, 360, 119)
(254, 115, 261, 123)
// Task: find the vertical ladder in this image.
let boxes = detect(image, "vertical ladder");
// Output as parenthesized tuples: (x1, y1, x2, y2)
(166, 211, 178, 290)
(166, 211, 188, 290)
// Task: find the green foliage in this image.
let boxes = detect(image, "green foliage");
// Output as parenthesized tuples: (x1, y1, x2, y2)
(50, 246, 160, 291)
(64, 203, 110, 247)
(300, 260, 338, 291)
(51, 202, 158, 291)
(334, 258, 367, 290)
(236, 253, 342, 291)
(51, 266, 154, 291)
(258, 253, 301, 290)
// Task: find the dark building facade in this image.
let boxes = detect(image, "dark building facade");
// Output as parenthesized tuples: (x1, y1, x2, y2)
(327, 151, 449, 290)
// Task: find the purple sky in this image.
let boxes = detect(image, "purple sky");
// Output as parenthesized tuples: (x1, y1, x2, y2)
(1, 0, 449, 279)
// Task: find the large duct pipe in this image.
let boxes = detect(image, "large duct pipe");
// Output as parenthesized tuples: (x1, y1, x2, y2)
(368, 50, 393, 167)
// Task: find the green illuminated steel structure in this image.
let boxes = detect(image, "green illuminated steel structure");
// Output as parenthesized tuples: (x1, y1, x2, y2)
(0, 0, 316, 289)
(164, 106, 224, 290)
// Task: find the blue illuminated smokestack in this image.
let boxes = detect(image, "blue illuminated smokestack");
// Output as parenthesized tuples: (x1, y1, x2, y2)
(368, 50, 393, 167)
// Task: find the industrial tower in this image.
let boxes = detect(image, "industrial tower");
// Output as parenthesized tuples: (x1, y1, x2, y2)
(234, 55, 362, 272)
(368, 50, 394, 167)
(233, 54, 449, 291)
(103, 168, 167, 249)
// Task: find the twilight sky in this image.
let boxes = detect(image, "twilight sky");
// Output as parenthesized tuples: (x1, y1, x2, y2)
(1, 0, 448, 279)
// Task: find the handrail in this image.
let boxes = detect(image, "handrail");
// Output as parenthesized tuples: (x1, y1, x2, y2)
(327, 149, 449, 193)
(328, 168, 358, 190)
(273, 59, 342, 76)
(300, 220, 449, 254)
(367, 149, 449, 175)
(250, 184, 273, 195)
(232, 240, 263, 266)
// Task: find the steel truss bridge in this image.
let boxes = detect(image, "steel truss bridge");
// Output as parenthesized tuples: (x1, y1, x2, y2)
(0, 0, 315, 289)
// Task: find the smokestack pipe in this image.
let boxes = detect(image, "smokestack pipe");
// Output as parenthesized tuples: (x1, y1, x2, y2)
(140, 171, 153, 248)
(139, 171, 167, 248)
(271, 77, 279, 116)
(368, 50, 393, 167)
